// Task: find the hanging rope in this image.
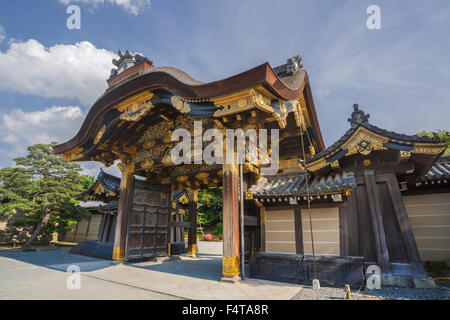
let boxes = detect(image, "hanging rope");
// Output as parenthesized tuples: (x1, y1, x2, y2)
(298, 102, 317, 281)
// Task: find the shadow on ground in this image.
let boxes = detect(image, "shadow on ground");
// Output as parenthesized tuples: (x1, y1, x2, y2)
(129, 254, 224, 281)
(0, 247, 113, 272)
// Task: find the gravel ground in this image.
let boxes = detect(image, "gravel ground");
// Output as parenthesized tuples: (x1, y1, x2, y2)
(291, 286, 450, 300)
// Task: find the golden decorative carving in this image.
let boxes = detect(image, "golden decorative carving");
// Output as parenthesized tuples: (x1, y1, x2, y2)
(195, 172, 209, 180)
(400, 150, 411, 159)
(363, 159, 372, 167)
(117, 162, 126, 172)
(141, 159, 154, 169)
(176, 175, 189, 183)
(115, 91, 154, 122)
(115, 91, 154, 112)
(93, 182, 105, 195)
(213, 89, 256, 117)
(120, 101, 154, 122)
(252, 91, 274, 113)
(411, 143, 446, 155)
(279, 158, 304, 170)
(306, 158, 328, 172)
(343, 127, 389, 156)
(331, 160, 340, 169)
(171, 96, 191, 113)
(143, 140, 156, 149)
(291, 99, 304, 128)
(212, 86, 294, 128)
(223, 256, 240, 277)
(309, 145, 316, 157)
(61, 147, 84, 161)
(160, 177, 170, 184)
(94, 125, 106, 144)
(161, 155, 173, 165)
(119, 162, 135, 191)
(245, 191, 253, 200)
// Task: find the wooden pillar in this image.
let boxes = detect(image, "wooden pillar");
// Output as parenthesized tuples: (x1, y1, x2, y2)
(221, 163, 241, 281)
(169, 184, 175, 244)
(187, 190, 198, 256)
(98, 214, 107, 242)
(363, 169, 392, 274)
(256, 202, 266, 252)
(112, 163, 135, 261)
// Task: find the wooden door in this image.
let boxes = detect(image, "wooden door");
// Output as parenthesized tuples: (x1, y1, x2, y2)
(125, 180, 170, 261)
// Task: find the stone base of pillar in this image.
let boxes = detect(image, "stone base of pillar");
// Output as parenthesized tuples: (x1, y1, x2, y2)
(220, 275, 242, 283)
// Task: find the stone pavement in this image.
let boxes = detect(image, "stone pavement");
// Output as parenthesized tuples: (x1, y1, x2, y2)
(0, 244, 302, 300)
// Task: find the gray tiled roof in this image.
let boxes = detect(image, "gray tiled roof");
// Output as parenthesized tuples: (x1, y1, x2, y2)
(250, 171, 357, 197)
(423, 155, 450, 181)
(82, 169, 121, 197)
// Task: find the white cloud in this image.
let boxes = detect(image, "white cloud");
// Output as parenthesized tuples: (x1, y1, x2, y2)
(0, 105, 121, 178)
(0, 39, 115, 105)
(0, 105, 85, 151)
(59, 0, 151, 15)
(0, 24, 5, 44)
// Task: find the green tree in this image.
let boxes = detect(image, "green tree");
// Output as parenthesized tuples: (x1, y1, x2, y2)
(197, 188, 223, 235)
(417, 130, 450, 155)
(0, 143, 92, 248)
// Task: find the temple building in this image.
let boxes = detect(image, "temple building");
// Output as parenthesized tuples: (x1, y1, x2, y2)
(54, 52, 449, 288)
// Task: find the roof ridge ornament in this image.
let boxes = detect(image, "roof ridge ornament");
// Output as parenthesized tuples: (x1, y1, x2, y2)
(273, 55, 303, 77)
(109, 50, 154, 81)
(348, 104, 370, 128)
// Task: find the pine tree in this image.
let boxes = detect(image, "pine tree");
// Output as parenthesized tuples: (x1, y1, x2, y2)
(0, 142, 92, 248)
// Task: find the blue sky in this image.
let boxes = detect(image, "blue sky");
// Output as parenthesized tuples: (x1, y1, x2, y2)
(0, 0, 449, 177)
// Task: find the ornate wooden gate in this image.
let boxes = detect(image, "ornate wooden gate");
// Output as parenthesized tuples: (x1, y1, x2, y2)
(125, 180, 171, 261)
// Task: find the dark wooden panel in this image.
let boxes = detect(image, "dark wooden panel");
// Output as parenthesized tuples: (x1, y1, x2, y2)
(339, 206, 348, 256)
(344, 191, 360, 256)
(363, 170, 392, 273)
(386, 174, 428, 276)
(355, 184, 377, 262)
(294, 206, 303, 254)
(244, 216, 258, 226)
(125, 184, 170, 261)
(377, 182, 409, 263)
(98, 214, 107, 242)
